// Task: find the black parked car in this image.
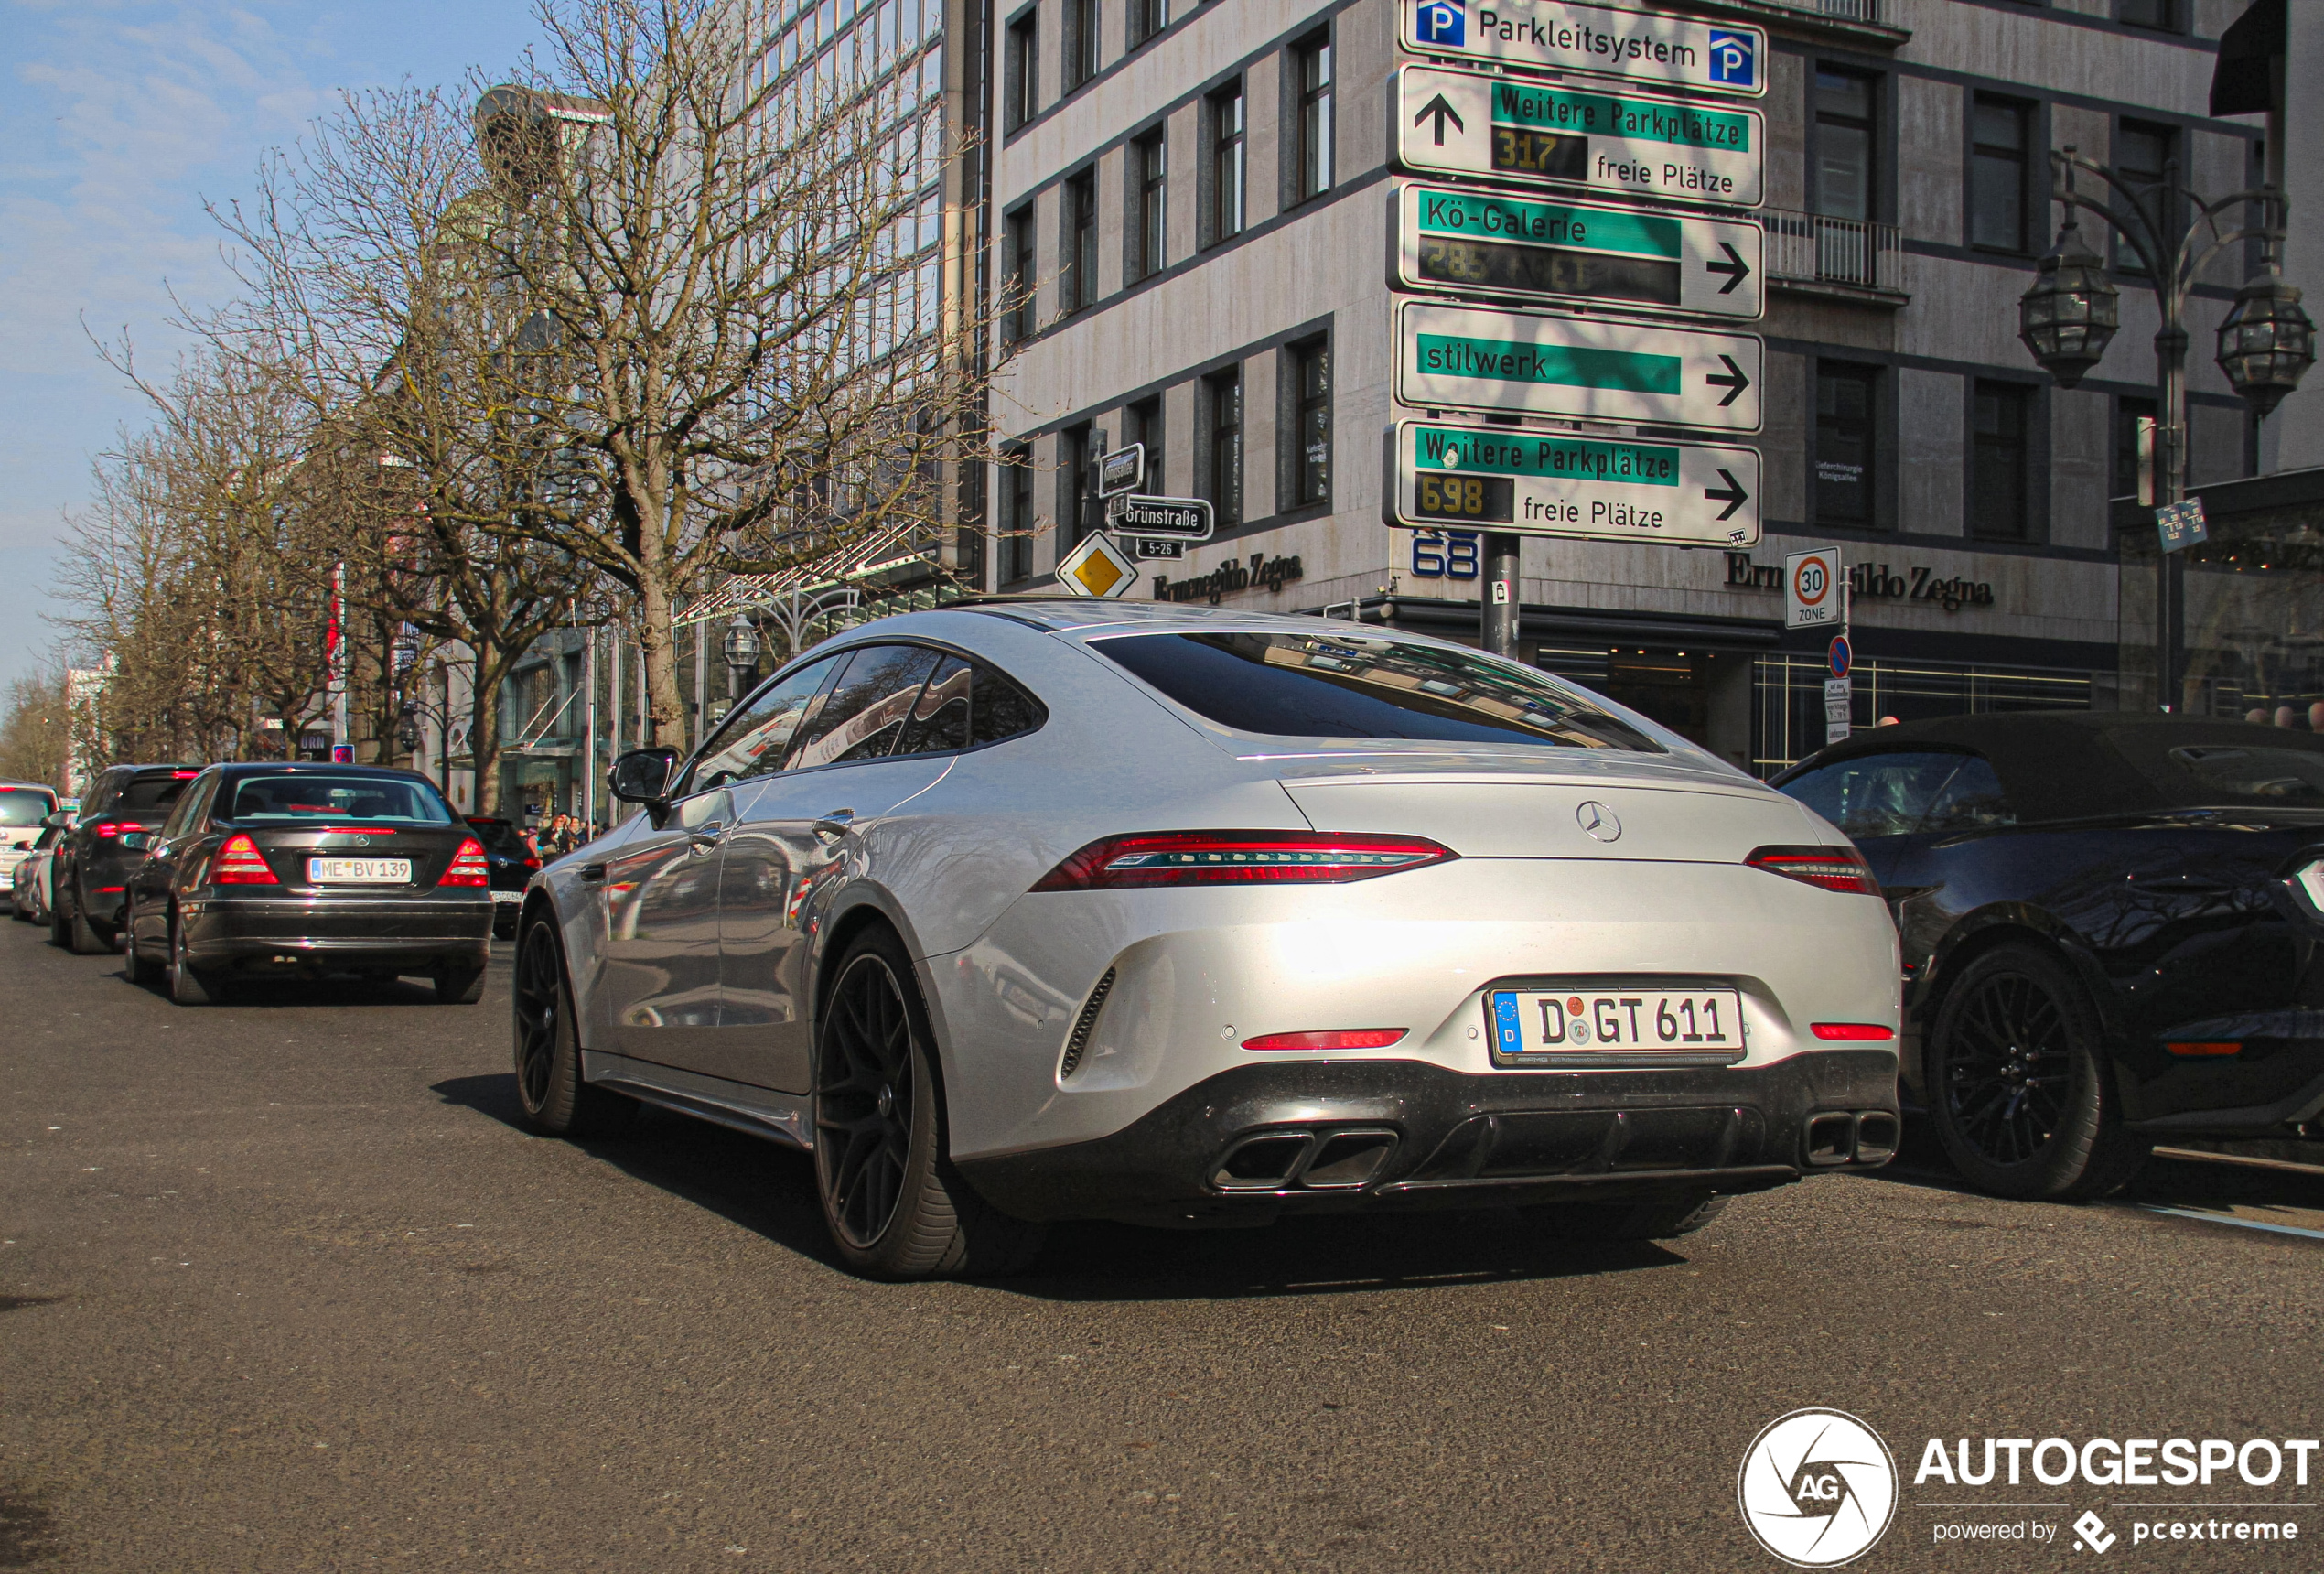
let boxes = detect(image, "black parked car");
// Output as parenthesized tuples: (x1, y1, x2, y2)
(1773, 714, 2324, 1201)
(50, 763, 197, 954)
(463, 817, 541, 938)
(121, 762, 493, 1005)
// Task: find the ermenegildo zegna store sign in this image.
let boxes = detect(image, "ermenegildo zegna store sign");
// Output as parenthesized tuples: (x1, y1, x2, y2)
(1725, 552, 1998, 612)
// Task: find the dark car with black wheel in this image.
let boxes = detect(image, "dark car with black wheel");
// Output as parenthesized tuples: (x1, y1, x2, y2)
(464, 817, 541, 938)
(120, 763, 493, 1005)
(49, 763, 197, 954)
(1773, 713, 2324, 1201)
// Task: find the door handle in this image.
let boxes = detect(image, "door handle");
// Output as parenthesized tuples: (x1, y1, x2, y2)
(686, 822, 726, 853)
(579, 863, 607, 881)
(813, 809, 856, 841)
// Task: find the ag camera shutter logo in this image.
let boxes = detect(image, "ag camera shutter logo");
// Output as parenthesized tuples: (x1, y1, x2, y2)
(1415, 0, 1465, 47)
(1708, 29, 1756, 88)
(1739, 1409, 1898, 1567)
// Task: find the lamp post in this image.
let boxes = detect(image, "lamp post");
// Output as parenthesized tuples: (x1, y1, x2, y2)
(722, 613, 759, 702)
(2017, 146, 2314, 712)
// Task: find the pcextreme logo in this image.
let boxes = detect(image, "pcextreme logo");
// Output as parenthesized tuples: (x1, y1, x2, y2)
(1738, 1408, 1899, 1568)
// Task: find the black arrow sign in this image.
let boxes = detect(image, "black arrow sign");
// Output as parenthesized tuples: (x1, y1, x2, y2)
(1704, 469, 1749, 522)
(1705, 242, 1750, 295)
(1706, 354, 1751, 407)
(1414, 93, 1465, 146)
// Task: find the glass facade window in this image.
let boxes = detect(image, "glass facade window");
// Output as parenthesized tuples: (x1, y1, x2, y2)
(1006, 12, 1038, 131)
(2113, 119, 2174, 275)
(1814, 363, 1878, 527)
(1065, 0, 1098, 91)
(1126, 396, 1162, 490)
(1813, 69, 1875, 221)
(1971, 380, 2033, 541)
(1003, 447, 1035, 582)
(1004, 202, 1035, 344)
(1970, 96, 2029, 253)
(2120, 0, 2180, 31)
(1294, 32, 1333, 205)
(1205, 370, 1242, 528)
(1062, 168, 1097, 313)
(1134, 128, 1167, 280)
(1208, 82, 1244, 245)
(1130, 0, 1168, 46)
(1289, 337, 1329, 507)
(1060, 423, 1093, 550)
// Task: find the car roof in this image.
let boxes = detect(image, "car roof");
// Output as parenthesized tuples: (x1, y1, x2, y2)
(213, 761, 438, 782)
(1789, 712, 2324, 821)
(0, 780, 58, 793)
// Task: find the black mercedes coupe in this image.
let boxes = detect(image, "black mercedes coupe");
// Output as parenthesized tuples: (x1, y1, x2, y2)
(1773, 714, 2324, 1201)
(121, 762, 493, 1005)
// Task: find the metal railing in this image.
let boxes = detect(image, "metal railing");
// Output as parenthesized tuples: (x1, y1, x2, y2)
(1762, 210, 1907, 295)
(1771, 0, 1885, 22)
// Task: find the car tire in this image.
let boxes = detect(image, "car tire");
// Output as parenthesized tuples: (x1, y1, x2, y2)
(130, 924, 166, 989)
(436, 965, 487, 1005)
(511, 918, 636, 1137)
(1531, 1192, 1728, 1243)
(66, 888, 108, 956)
(1927, 943, 2148, 1202)
(812, 926, 1046, 1280)
(48, 889, 70, 947)
(167, 915, 223, 1006)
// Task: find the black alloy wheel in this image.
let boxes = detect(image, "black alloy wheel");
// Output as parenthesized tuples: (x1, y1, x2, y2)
(812, 926, 1044, 1279)
(511, 918, 634, 1137)
(1927, 943, 2147, 1201)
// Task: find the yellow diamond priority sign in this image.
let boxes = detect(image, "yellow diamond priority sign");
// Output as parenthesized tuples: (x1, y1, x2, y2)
(1056, 531, 1138, 598)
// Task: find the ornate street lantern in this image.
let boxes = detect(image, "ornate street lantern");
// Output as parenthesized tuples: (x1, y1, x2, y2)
(722, 613, 759, 699)
(2216, 273, 2317, 417)
(2017, 213, 2119, 389)
(396, 707, 421, 756)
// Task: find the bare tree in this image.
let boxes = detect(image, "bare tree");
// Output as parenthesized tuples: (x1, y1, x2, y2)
(0, 667, 71, 789)
(221, 0, 997, 746)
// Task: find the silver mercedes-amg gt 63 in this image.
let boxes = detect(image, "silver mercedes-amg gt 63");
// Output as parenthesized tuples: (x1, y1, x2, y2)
(512, 599, 1900, 1278)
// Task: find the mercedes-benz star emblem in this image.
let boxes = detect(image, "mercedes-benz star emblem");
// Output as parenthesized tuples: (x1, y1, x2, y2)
(1576, 801, 1621, 842)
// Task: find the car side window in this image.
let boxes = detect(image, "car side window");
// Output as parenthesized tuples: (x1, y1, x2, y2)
(689, 655, 845, 792)
(785, 645, 945, 772)
(1778, 751, 1971, 840)
(163, 774, 217, 839)
(1921, 755, 2015, 834)
(971, 663, 1044, 746)
(896, 656, 972, 755)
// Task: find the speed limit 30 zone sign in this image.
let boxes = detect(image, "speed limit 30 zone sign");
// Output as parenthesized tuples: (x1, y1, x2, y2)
(1785, 548, 1841, 630)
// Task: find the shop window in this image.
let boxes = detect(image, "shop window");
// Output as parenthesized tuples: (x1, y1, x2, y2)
(1814, 362, 1879, 528)
(1285, 336, 1330, 508)
(1813, 68, 1876, 222)
(1970, 96, 2030, 254)
(1971, 380, 2034, 541)
(1204, 369, 1243, 528)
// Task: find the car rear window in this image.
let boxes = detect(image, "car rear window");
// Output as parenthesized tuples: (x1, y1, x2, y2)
(466, 818, 532, 857)
(2166, 744, 2324, 803)
(0, 788, 54, 827)
(222, 774, 454, 825)
(109, 774, 195, 817)
(1092, 631, 1663, 751)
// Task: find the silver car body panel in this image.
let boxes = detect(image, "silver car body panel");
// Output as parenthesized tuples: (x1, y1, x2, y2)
(538, 602, 1899, 1180)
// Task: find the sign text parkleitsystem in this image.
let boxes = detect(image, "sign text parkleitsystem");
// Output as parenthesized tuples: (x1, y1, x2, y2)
(1404, 0, 1766, 101)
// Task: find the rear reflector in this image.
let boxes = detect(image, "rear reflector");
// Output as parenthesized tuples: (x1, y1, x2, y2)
(212, 834, 278, 885)
(1030, 832, 1456, 891)
(2165, 1040, 2241, 1057)
(439, 838, 490, 888)
(1241, 1028, 1409, 1052)
(1747, 845, 1879, 896)
(1811, 1022, 1896, 1041)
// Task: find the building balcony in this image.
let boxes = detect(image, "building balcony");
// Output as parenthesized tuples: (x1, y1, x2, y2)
(1763, 210, 1910, 307)
(1663, 0, 1909, 48)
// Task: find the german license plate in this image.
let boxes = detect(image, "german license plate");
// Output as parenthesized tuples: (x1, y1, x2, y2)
(307, 857, 412, 884)
(490, 889, 522, 903)
(1489, 988, 1745, 1056)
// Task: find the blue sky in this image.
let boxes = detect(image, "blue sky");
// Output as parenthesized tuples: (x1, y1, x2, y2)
(0, 0, 551, 691)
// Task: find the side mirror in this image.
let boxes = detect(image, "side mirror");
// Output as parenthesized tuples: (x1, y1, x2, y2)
(609, 748, 680, 809)
(119, 831, 151, 852)
(42, 812, 70, 831)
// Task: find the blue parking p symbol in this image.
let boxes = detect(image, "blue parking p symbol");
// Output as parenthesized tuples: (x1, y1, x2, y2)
(1415, 0, 1465, 47)
(1708, 29, 1755, 87)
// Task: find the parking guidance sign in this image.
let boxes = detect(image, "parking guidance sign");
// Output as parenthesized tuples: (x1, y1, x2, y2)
(1397, 300, 1761, 432)
(1393, 182, 1760, 318)
(1404, 0, 1765, 100)
(1394, 66, 1762, 209)
(1389, 418, 1760, 545)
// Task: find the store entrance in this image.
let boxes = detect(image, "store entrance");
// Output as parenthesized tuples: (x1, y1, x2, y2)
(1598, 651, 1711, 743)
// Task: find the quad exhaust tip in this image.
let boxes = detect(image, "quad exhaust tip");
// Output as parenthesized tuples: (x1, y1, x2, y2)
(1805, 1110, 1899, 1167)
(1211, 1128, 1400, 1192)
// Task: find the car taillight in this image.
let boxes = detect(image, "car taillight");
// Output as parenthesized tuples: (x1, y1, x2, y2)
(91, 822, 121, 838)
(1746, 845, 1878, 896)
(439, 838, 490, 887)
(1241, 1029, 1409, 1051)
(212, 835, 278, 885)
(1029, 831, 1458, 890)
(524, 857, 542, 871)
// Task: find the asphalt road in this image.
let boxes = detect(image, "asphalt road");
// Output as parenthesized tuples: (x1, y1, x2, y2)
(3, 914, 2320, 1573)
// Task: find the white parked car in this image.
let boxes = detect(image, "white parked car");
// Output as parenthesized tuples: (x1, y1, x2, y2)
(10, 822, 64, 924)
(510, 601, 1902, 1278)
(0, 782, 60, 907)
